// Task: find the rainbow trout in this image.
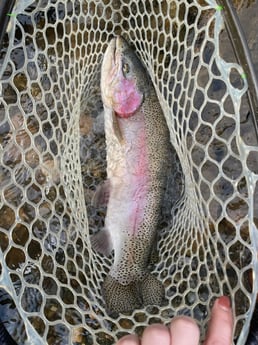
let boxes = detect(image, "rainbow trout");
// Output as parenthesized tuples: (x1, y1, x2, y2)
(92, 36, 170, 313)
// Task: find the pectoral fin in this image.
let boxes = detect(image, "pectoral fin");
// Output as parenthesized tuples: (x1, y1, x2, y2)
(112, 110, 124, 144)
(91, 180, 110, 207)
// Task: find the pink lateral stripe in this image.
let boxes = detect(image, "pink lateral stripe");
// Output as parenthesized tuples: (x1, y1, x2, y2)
(127, 127, 149, 236)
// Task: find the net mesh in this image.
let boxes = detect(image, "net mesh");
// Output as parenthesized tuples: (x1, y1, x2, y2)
(0, 0, 258, 344)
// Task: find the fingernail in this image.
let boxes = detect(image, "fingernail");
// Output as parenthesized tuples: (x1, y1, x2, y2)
(217, 296, 231, 311)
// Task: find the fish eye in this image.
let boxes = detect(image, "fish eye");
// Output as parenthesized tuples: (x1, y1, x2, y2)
(122, 62, 130, 75)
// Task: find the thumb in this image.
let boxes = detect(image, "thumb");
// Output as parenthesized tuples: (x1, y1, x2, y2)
(204, 296, 233, 345)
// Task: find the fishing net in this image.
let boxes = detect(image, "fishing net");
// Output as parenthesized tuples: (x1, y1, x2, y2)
(0, 0, 258, 344)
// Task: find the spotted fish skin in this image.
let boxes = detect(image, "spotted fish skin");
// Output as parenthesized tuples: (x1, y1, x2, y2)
(93, 36, 171, 313)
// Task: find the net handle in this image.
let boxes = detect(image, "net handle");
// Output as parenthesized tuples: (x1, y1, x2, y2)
(0, 0, 16, 49)
(217, 0, 258, 138)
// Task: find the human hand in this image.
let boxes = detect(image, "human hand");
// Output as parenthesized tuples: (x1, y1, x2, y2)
(116, 296, 233, 345)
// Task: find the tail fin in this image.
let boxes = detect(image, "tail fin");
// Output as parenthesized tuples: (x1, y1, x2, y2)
(102, 273, 165, 314)
(140, 273, 165, 306)
(102, 275, 142, 314)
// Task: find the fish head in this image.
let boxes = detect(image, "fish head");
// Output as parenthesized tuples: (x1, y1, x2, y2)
(101, 36, 150, 118)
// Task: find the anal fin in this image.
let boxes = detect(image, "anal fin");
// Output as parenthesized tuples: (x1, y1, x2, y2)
(90, 229, 113, 256)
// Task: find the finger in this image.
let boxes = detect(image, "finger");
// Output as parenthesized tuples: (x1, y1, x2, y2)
(116, 334, 140, 345)
(141, 324, 170, 345)
(170, 316, 200, 345)
(204, 296, 233, 345)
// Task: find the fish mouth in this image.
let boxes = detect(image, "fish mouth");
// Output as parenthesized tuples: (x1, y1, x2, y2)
(102, 36, 128, 72)
(110, 36, 128, 64)
(113, 41, 116, 60)
(101, 38, 119, 87)
(113, 36, 123, 65)
(101, 36, 129, 106)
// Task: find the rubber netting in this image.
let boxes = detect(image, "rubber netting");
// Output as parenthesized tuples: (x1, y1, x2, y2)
(0, 0, 258, 344)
